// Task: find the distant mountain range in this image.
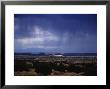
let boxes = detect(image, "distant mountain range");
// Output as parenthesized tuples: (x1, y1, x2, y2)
(14, 52, 97, 56)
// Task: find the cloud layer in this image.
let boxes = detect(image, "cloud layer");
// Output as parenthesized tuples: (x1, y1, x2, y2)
(14, 14, 97, 53)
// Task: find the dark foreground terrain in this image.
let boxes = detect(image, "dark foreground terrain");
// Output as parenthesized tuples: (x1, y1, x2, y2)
(14, 56, 97, 76)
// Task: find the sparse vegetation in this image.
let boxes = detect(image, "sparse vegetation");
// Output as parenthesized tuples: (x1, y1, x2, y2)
(14, 56, 97, 76)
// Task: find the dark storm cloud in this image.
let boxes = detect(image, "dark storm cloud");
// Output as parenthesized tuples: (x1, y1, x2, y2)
(14, 14, 97, 53)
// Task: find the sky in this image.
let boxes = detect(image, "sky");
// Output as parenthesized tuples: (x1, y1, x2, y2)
(14, 14, 97, 53)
